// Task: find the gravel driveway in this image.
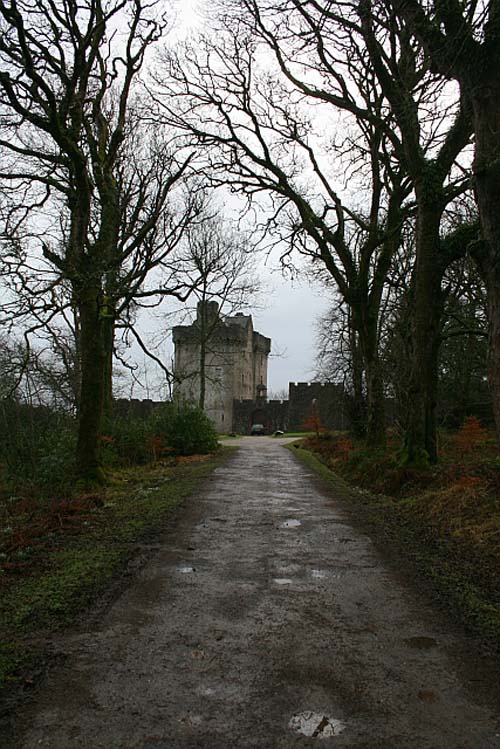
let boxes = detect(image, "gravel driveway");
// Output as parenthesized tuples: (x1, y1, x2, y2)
(11, 437, 500, 747)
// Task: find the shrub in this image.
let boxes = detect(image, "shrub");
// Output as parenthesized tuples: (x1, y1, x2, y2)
(455, 416, 490, 455)
(301, 402, 327, 437)
(37, 428, 76, 486)
(0, 401, 76, 488)
(100, 414, 153, 465)
(163, 406, 219, 456)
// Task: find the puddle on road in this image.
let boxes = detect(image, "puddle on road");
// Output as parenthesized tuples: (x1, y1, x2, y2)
(311, 569, 327, 579)
(275, 562, 301, 574)
(289, 711, 346, 738)
(198, 686, 217, 697)
(311, 568, 348, 580)
(404, 636, 437, 649)
(280, 519, 301, 528)
(177, 566, 195, 574)
(273, 577, 294, 585)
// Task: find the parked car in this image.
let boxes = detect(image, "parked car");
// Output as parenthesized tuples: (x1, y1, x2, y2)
(250, 423, 265, 435)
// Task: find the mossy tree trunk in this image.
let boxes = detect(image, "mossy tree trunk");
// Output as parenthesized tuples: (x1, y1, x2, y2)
(404, 183, 444, 465)
(348, 322, 367, 438)
(102, 312, 115, 418)
(470, 77, 500, 444)
(75, 288, 107, 483)
(352, 303, 386, 447)
(198, 298, 207, 411)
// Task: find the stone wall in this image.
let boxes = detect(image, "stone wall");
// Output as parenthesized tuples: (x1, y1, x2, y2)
(232, 398, 289, 434)
(172, 302, 271, 433)
(287, 382, 350, 431)
(232, 381, 351, 434)
(113, 398, 163, 419)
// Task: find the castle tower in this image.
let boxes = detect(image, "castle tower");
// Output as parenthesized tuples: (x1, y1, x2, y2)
(172, 304, 271, 433)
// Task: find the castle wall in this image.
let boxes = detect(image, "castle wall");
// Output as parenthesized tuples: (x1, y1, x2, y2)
(174, 337, 238, 432)
(232, 399, 289, 434)
(113, 398, 163, 419)
(172, 303, 271, 433)
(232, 382, 351, 434)
(288, 382, 350, 431)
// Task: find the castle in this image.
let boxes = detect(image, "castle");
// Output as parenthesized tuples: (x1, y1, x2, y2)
(172, 301, 351, 434)
(172, 301, 271, 433)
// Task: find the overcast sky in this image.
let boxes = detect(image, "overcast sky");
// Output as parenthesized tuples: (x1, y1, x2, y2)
(124, 1, 331, 399)
(250, 270, 329, 395)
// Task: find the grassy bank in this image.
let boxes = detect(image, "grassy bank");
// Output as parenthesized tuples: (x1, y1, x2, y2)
(0, 449, 232, 699)
(288, 425, 500, 650)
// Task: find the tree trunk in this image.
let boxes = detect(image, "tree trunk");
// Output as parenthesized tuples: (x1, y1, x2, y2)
(75, 289, 106, 483)
(405, 194, 443, 465)
(102, 313, 115, 418)
(347, 322, 366, 438)
(357, 306, 386, 447)
(199, 333, 206, 410)
(198, 307, 206, 410)
(364, 354, 386, 447)
(470, 78, 500, 443)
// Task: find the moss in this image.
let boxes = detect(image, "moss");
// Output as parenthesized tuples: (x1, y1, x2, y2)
(397, 445, 431, 470)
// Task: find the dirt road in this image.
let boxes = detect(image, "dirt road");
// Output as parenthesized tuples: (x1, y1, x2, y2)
(10, 438, 500, 747)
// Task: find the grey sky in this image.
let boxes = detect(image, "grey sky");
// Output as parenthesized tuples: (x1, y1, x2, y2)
(124, 1, 330, 399)
(252, 273, 328, 395)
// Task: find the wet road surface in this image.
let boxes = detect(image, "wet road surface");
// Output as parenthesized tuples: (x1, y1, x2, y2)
(11, 438, 500, 747)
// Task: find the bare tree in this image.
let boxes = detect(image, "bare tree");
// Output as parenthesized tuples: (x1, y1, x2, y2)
(173, 213, 260, 410)
(0, 0, 198, 481)
(315, 295, 367, 436)
(236, 0, 472, 459)
(354, 0, 472, 462)
(391, 0, 500, 445)
(154, 7, 415, 446)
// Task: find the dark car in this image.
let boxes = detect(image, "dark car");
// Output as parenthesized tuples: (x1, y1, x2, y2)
(250, 423, 265, 435)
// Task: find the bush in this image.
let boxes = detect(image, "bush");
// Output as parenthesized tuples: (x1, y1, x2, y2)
(0, 401, 76, 488)
(37, 428, 76, 486)
(163, 405, 219, 456)
(100, 414, 153, 465)
(104, 404, 218, 462)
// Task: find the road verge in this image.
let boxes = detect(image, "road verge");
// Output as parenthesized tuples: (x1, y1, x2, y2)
(287, 442, 500, 653)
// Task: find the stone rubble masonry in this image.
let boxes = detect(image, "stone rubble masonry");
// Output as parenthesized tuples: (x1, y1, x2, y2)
(232, 381, 352, 435)
(172, 301, 271, 433)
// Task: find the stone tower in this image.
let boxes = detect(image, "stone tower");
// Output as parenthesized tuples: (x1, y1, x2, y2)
(172, 301, 271, 433)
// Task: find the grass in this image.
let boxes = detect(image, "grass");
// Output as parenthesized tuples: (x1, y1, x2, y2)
(288, 427, 500, 650)
(0, 449, 233, 697)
